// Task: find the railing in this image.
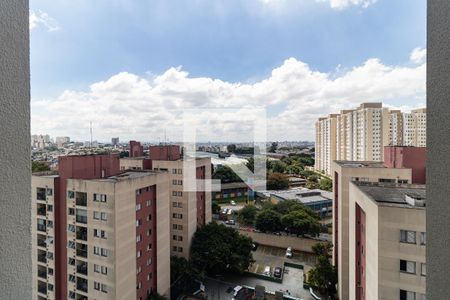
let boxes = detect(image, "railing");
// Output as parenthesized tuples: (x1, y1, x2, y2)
(38, 254, 47, 263)
(37, 224, 46, 232)
(76, 215, 87, 224)
(76, 247, 88, 258)
(77, 264, 88, 275)
(76, 230, 88, 241)
(38, 270, 47, 279)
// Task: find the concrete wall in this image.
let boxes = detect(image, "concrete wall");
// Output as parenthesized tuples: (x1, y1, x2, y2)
(0, 0, 31, 298)
(428, 2, 450, 298)
(238, 230, 322, 253)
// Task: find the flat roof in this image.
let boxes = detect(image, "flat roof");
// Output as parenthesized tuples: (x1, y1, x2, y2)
(258, 187, 332, 204)
(353, 181, 426, 209)
(334, 160, 385, 168)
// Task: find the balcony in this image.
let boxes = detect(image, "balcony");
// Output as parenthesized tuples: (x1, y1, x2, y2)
(76, 277, 88, 293)
(37, 221, 47, 232)
(37, 281, 47, 295)
(37, 203, 47, 216)
(76, 261, 88, 276)
(76, 243, 88, 258)
(76, 226, 88, 241)
(75, 192, 87, 207)
(37, 234, 46, 248)
(37, 188, 46, 201)
(37, 251, 47, 264)
(75, 209, 87, 224)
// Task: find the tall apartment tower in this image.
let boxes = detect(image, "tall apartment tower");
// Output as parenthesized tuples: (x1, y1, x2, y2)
(315, 114, 338, 175)
(119, 144, 212, 259)
(349, 182, 426, 300)
(32, 154, 171, 300)
(316, 103, 426, 175)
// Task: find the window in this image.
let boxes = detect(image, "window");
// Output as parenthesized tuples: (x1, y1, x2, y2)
(400, 290, 416, 300)
(101, 266, 107, 275)
(48, 268, 53, 275)
(137, 250, 141, 258)
(93, 211, 100, 220)
(101, 284, 107, 293)
(94, 193, 107, 203)
(146, 200, 151, 206)
(136, 219, 142, 227)
(421, 263, 426, 276)
(68, 241, 75, 249)
(101, 212, 107, 221)
(147, 258, 152, 266)
(173, 224, 183, 230)
(178, 247, 183, 252)
(68, 208, 75, 215)
(136, 189, 141, 196)
(69, 258, 75, 265)
(94, 264, 101, 273)
(137, 266, 142, 274)
(178, 169, 182, 174)
(400, 260, 416, 274)
(69, 274, 75, 283)
(101, 248, 108, 257)
(47, 188, 53, 196)
(94, 246, 100, 255)
(172, 169, 177, 174)
(147, 229, 152, 236)
(47, 220, 53, 228)
(68, 224, 75, 232)
(137, 235, 142, 243)
(400, 230, 416, 244)
(69, 291, 75, 299)
(137, 282, 141, 290)
(48, 283, 54, 291)
(47, 204, 53, 212)
(420, 232, 426, 245)
(147, 244, 152, 251)
(178, 180, 182, 185)
(147, 214, 152, 221)
(68, 191, 75, 199)
(172, 179, 178, 185)
(136, 204, 141, 211)
(94, 282, 101, 290)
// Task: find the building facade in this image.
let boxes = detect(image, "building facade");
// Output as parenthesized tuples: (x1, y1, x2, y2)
(348, 182, 426, 300)
(315, 103, 426, 175)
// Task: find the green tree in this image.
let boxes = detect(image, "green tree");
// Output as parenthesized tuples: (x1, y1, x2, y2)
(227, 144, 237, 153)
(170, 256, 192, 283)
(212, 201, 221, 214)
(308, 242, 337, 299)
(255, 209, 283, 232)
(190, 222, 254, 275)
(266, 172, 289, 190)
(269, 160, 287, 173)
(237, 205, 259, 226)
(308, 175, 319, 183)
(32, 161, 50, 173)
(213, 165, 242, 183)
(281, 209, 321, 237)
(269, 142, 278, 153)
(319, 178, 333, 192)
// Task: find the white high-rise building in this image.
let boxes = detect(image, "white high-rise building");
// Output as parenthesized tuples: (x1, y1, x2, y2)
(315, 103, 426, 175)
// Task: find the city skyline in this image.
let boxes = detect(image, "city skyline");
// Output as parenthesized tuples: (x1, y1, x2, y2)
(30, 0, 425, 142)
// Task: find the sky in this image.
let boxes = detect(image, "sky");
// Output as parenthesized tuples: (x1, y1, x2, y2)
(30, 0, 426, 142)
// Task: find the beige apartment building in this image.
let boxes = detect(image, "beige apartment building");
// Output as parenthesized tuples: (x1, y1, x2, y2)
(331, 160, 412, 300)
(32, 173, 58, 300)
(315, 103, 427, 175)
(348, 182, 426, 300)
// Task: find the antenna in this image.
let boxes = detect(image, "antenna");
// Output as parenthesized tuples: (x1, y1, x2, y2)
(90, 121, 93, 149)
(164, 129, 167, 145)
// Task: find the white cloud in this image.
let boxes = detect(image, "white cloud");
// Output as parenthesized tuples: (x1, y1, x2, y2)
(327, 0, 377, 9)
(31, 50, 425, 142)
(410, 47, 426, 64)
(30, 10, 60, 32)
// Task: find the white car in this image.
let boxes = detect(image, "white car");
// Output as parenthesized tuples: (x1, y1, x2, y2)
(232, 285, 243, 297)
(263, 266, 272, 276)
(230, 200, 237, 206)
(286, 247, 293, 258)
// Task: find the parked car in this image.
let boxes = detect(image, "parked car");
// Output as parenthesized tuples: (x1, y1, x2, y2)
(225, 219, 236, 225)
(252, 242, 259, 251)
(230, 200, 237, 206)
(286, 247, 293, 258)
(274, 267, 282, 278)
(232, 285, 243, 297)
(263, 266, 272, 276)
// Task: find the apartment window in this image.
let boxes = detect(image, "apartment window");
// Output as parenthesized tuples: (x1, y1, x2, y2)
(178, 169, 182, 174)
(421, 263, 426, 276)
(47, 204, 53, 212)
(173, 224, 183, 230)
(137, 250, 141, 258)
(172, 169, 177, 174)
(172, 191, 177, 196)
(178, 247, 183, 252)
(178, 180, 182, 185)
(94, 246, 100, 255)
(147, 214, 152, 221)
(172, 246, 177, 252)
(137, 266, 142, 274)
(68, 191, 75, 199)
(94, 282, 101, 291)
(69, 258, 75, 265)
(69, 291, 75, 299)
(47, 252, 53, 260)
(68, 224, 75, 232)
(147, 244, 152, 251)
(400, 290, 416, 300)
(68, 208, 75, 215)
(400, 260, 416, 274)
(48, 268, 53, 275)
(101, 248, 108, 257)
(172, 179, 178, 185)
(136, 204, 141, 211)
(178, 191, 182, 196)
(136, 219, 142, 227)
(101, 284, 107, 293)
(137, 282, 141, 290)
(101, 212, 107, 221)
(47, 220, 53, 228)
(398, 179, 409, 184)
(146, 200, 151, 206)
(420, 232, 426, 245)
(137, 234, 142, 243)
(94, 193, 107, 203)
(46, 188, 53, 196)
(147, 229, 152, 236)
(94, 264, 101, 273)
(147, 258, 152, 265)
(400, 230, 416, 244)
(379, 178, 396, 183)
(69, 274, 75, 283)
(147, 273, 152, 281)
(48, 283, 54, 292)
(68, 241, 76, 249)
(136, 189, 141, 196)
(93, 211, 100, 220)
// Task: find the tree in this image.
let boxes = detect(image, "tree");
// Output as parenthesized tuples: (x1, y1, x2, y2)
(190, 222, 254, 276)
(308, 242, 337, 299)
(119, 151, 129, 158)
(269, 160, 287, 173)
(227, 144, 237, 153)
(266, 172, 289, 190)
(32, 161, 50, 173)
(269, 142, 278, 153)
(281, 209, 321, 237)
(237, 205, 259, 226)
(255, 209, 283, 232)
(308, 175, 319, 183)
(211, 201, 221, 214)
(213, 165, 242, 183)
(319, 178, 333, 191)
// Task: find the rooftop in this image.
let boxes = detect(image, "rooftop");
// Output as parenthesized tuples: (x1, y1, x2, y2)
(353, 181, 426, 209)
(258, 187, 332, 204)
(334, 160, 385, 168)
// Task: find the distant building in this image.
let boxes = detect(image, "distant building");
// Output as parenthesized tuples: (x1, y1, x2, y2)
(32, 134, 52, 149)
(55, 136, 70, 148)
(349, 182, 426, 300)
(129, 140, 144, 157)
(315, 103, 427, 175)
(212, 182, 249, 200)
(111, 137, 119, 147)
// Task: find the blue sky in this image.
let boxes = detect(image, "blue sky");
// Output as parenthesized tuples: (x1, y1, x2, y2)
(30, 0, 426, 142)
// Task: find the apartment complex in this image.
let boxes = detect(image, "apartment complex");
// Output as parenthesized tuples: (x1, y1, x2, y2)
(120, 144, 212, 259)
(348, 182, 426, 300)
(332, 146, 426, 300)
(315, 103, 427, 175)
(32, 154, 171, 300)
